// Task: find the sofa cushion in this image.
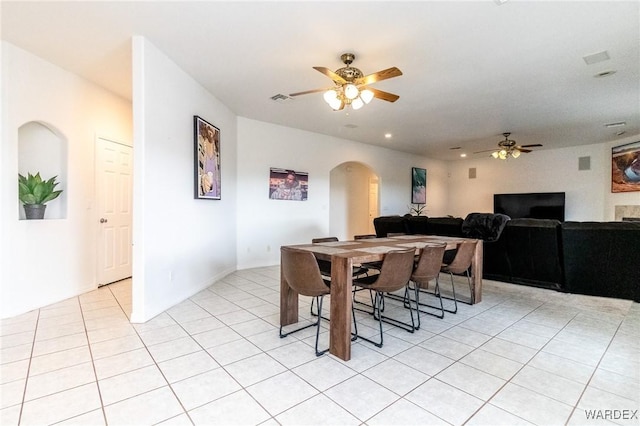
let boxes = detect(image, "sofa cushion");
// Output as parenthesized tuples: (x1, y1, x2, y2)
(404, 215, 430, 235)
(373, 216, 408, 237)
(425, 217, 464, 237)
(462, 213, 510, 241)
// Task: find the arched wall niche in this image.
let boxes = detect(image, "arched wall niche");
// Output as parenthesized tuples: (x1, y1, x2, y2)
(329, 161, 379, 239)
(17, 121, 68, 220)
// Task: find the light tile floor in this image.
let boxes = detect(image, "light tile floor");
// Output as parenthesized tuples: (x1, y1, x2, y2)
(1, 266, 639, 425)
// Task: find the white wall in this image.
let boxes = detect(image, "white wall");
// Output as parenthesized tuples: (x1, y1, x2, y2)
(235, 118, 449, 269)
(1, 42, 132, 318)
(447, 135, 640, 221)
(130, 37, 238, 322)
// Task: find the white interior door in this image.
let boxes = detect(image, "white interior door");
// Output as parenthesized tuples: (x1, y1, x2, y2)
(368, 178, 379, 234)
(96, 137, 133, 286)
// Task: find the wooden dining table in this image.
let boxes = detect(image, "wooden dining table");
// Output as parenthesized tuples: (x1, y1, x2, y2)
(280, 235, 483, 361)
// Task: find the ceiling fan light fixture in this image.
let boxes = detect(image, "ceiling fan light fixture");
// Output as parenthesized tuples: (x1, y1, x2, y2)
(323, 89, 338, 103)
(511, 149, 521, 158)
(491, 151, 499, 159)
(498, 150, 508, 160)
(328, 97, 343, 110)
(360, 89, 374, 104)
(351, 97, 364, 110)
(344, 84, 359, 100)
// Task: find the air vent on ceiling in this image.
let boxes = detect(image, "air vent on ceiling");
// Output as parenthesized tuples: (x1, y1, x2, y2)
(583, 50, 610, 65)
(270, 94, 294, 103)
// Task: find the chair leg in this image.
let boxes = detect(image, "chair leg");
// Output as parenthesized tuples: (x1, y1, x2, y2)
(314, 296, 329, 356)
(280, 295, 329, 356)
(406, 279, 445, 319)
(310, 296, 331, 321)
(445, 272, 458, 314)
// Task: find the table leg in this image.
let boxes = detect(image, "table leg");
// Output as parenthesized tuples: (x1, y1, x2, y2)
(330, 256, 352, 361)
(470, 240, 483, 304)
(280, 258, 298, 326)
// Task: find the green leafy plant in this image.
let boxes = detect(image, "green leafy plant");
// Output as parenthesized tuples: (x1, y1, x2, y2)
(18, 172, 63, 205)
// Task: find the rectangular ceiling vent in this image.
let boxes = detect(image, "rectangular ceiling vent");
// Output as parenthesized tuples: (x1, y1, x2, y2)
(270, 94, 294, 103)
(583, 50, 610, 65)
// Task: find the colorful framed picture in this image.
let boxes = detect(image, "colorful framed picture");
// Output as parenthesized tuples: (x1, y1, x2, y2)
(411, 167, 426, 204)
(269, 168, 308, 201)
(612, 141, 640, 193)
(194, 116, 221, 200)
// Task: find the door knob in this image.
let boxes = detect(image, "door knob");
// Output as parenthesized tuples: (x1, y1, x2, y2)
(100, 218, 108, 223)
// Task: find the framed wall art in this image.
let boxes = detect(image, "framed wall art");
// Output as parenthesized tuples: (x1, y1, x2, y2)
(194, 116, 221, 200)
(269, 168, 308, 201)
(611, 141, 640, 193)
(411, 167, 427, 204)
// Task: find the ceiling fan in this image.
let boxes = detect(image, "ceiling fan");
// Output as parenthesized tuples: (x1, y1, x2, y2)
(289, 53, 402, 111)
(474, 133, 543, 159)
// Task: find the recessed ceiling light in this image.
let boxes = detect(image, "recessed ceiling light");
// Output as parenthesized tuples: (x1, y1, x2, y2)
(594, 70, 616, 78)
(605, 121, 626, 128)
(460, 153, 467, 158)
(494, 0, 509, 5)
(344, 124, 358, 129)
(384, 133, 392, 139)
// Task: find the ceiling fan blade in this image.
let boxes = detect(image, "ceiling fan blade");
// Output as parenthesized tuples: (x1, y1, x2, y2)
(289, 87, 332, 97)
(473, 149, 498, 154)
(366, 87, 400, 102)
(355, 67, 403, 86)
(518, 149, 533, 153)
(313, 66, 347, 84)
(517, 144, 543, 148)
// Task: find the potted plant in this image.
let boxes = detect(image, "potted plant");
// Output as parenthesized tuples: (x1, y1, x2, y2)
(408, 203, 426, 216)
(18, 172, 63, 220)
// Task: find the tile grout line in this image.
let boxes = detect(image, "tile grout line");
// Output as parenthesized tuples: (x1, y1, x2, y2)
(15, 308, 40, 426)
(564, 319, 627, 425)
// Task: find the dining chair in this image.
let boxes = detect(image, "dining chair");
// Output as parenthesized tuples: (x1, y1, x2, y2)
(354, 233, 382, 271)
(439, 240, 477, 312)
(279, 246, 332, 356)
(353, 234, 376, 240)
(309, 237, 369, 318)
(351, 248, 417, 347)
(406, 244, 447, 322)
(311, 237, 369, 278)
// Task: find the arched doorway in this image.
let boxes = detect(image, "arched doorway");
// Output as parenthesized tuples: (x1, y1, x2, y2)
(329, 162, 379, 240)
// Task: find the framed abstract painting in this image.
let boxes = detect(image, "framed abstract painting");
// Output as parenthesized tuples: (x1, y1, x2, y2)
(411, 167, 426, 204)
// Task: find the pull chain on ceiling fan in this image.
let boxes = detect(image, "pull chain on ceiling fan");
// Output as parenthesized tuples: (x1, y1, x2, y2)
(289, 53, 402, 111)
(474, 133, 543, 159)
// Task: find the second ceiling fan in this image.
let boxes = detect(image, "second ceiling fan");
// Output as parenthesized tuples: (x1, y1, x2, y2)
(475, 133, 543, 159)
(289, 53, 402, 110)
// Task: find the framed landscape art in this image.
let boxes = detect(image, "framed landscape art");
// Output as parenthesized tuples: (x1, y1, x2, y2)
(194, 116, 221, 200)
(611, 141, 640, 193)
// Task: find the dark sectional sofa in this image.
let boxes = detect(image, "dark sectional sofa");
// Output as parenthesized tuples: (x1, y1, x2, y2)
(373, 215, 640, 302)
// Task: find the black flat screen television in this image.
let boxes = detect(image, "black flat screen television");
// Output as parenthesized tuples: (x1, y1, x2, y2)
(494, 192, 565, 221)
